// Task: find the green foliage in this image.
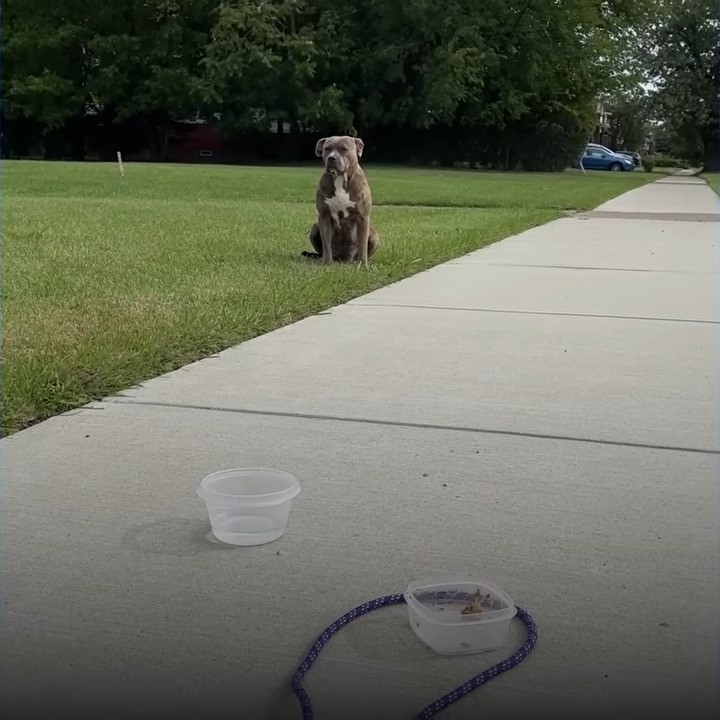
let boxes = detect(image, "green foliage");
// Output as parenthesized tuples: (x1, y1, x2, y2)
(3, 0, 215, 158)
(2, 0, 89, 128)
(202, 0, 315, 131)
(647, 153, 689, 169)
(1, 0, 663, 168)
(610, 94, 650, 152)
(648, 0, 719, 170)
(643, 156, 655, 172)
(88, 0, 213, 120)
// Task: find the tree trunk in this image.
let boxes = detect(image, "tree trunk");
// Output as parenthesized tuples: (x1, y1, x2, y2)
(150, 123, 170, 162)
(703, 133, 718, 171)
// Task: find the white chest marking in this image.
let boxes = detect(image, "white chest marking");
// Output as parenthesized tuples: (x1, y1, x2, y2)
(324, 175, 356, 224)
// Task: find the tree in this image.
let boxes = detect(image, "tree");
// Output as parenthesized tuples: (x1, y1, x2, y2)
(1, 0, 216, 160)
(648, 0, 719, 169)
(2, 0, 92, 157)
(609, 93, 650, 151)
(448, 0, 648, 169)
(87, 0, 216, 160)
(1, 0, 663, 168)
(203, 0, 321, 136)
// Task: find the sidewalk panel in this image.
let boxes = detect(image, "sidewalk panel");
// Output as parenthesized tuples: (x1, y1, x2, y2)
(3, 402, 717, 718)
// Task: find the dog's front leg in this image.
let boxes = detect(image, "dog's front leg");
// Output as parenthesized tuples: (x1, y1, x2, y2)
(318, 215, 334, 265)
(356, 216, 370, 267)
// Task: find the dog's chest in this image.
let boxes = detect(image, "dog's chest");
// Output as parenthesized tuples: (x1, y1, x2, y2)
(324, 176, 356, 224)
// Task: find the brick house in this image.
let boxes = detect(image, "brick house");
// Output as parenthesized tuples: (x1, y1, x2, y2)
(591, 99, 613, 147)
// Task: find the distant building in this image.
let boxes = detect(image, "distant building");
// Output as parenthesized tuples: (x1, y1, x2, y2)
(592, 99, 613, 147)
(165, 119, 232, 163)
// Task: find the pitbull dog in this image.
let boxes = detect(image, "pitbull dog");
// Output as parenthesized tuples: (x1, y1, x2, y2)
(301, 135, 379, 265)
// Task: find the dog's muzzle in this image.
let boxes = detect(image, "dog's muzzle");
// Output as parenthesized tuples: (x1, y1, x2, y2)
(325, 153, 346, 174)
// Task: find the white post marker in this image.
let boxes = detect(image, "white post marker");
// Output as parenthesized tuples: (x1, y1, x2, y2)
(116, 151, 125, 177)
(579, 136, 591, 175)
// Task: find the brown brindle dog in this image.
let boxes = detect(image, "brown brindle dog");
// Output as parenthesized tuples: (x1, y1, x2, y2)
(301, 135, 379, 266)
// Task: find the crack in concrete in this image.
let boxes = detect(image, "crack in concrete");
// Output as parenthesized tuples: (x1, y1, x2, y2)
(103, 399, 719, 456)
(579, 211, 719, 222)
(445, 263, 716, 274)
(348, 302, 718, 325)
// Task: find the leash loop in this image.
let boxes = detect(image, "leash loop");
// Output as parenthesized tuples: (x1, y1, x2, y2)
(290, 594, 537, 719)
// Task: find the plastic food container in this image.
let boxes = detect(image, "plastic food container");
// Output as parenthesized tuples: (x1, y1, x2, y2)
(404, 577, 517, 655)
(197, 468, 300, 546)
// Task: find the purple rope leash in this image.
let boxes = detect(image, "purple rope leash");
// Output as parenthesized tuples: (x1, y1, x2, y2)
(290, 593, 537, 719)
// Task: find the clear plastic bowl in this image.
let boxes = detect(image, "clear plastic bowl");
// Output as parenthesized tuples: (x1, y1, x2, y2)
(404, 577, 518, 655)
(197, 468, 300, 546)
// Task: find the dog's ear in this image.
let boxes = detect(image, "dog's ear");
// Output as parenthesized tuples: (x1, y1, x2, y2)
(354, 137, 364, 157)
(315, 138, 327, 157)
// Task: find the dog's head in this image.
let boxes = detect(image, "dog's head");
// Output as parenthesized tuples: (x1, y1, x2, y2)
(315, 135, 364, 176)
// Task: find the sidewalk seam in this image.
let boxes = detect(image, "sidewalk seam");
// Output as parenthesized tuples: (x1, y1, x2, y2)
(443, 263, 718, 274)
(347, 303, 719, 325)
(103, 399, 719, 456)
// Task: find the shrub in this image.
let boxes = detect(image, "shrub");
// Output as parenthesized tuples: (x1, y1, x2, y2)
(643, 156, 656, 172)
(650, 153, 689, 169)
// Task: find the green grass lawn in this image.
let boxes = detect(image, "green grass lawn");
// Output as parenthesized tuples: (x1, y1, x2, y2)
(701, 172, 719, 195)
(2, 160, 654, 435)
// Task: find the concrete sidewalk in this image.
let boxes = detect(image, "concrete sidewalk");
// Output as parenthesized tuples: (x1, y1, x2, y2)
(3, 177, 718, 719)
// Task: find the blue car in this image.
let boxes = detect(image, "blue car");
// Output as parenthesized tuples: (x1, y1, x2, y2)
(579, 144, 635, 172)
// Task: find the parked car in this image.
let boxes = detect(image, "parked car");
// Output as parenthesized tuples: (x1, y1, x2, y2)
(579, 144, 635, 171)
(587, 142, 615, 153)
(615, 149, 642, 167)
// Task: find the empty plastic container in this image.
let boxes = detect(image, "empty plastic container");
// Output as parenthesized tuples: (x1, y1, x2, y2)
(404, 577, 517, 655)
(197, 468, 301, 546)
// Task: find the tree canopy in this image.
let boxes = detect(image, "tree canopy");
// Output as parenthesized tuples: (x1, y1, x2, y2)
(647, 0, 718, 169)
(3, 0, 713, 169)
